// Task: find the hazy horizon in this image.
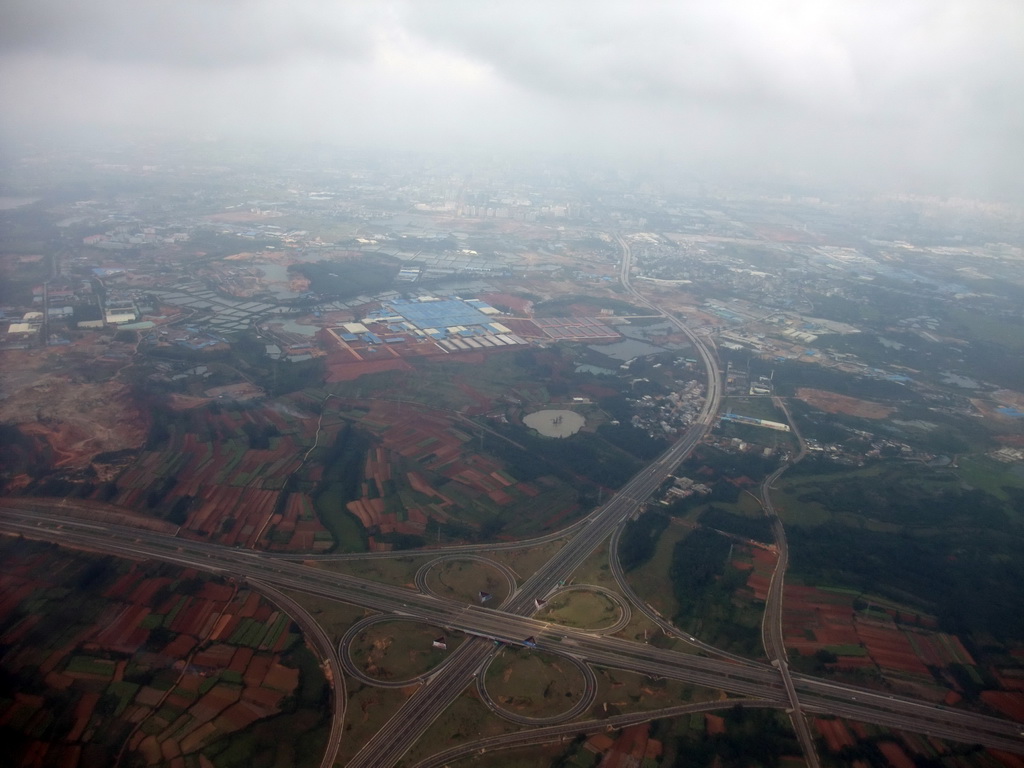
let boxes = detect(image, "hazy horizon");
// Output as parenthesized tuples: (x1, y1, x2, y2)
(2, 0, 1022, 201)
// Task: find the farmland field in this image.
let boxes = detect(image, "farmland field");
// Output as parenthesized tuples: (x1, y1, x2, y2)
(313, 398, 587, 548)
(53, 346, 647, 556)
(0, 538, 328, 768)
(108, 397, 333, 553)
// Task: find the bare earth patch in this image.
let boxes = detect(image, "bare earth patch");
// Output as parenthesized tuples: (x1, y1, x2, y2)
(796, 388, 894, 419)
(0, 347, 146, 474)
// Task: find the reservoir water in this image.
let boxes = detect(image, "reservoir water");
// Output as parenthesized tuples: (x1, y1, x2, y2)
(523, 410, 585, 438)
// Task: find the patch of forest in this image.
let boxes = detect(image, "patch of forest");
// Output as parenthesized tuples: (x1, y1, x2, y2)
(618, 510, 671, 572)
(790, 465, 1012, 529)
(782, 463, 1024, 640)
(486, 422, 642, 489)
(668, 528, 762, 656)
(653, 706, 800, 768)
(311, 421, 372, 551)
(788, 523, 1024, 641)
(700, 507, 773, 544)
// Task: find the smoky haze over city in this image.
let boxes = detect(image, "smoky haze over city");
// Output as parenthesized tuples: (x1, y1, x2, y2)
(2, 3, 1024, 768)
(2, 0, 1023, 199)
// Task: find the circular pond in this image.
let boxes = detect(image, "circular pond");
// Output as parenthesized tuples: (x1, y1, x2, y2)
(523, 409, 585, 438)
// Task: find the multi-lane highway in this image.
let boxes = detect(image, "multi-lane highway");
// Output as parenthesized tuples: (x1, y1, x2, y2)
(343, 350, 724, 764)
(3, 235, 1024, 765)
(4, 507, 1024, 760)
(338, 237, 727, 767)
(756, 395, 818, 766)
(758, 461, 818, 766)
(246, 580, 347, 768)
(410, 698, 788, 768)
(619, 232, 815, 764)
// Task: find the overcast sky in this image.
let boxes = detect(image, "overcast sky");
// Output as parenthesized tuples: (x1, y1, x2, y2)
(2, 0, 1022, 198)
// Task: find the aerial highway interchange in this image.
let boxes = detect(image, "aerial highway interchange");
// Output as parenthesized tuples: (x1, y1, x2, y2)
(2, 238, 1022, 767)
(3, 504, 1024, 766)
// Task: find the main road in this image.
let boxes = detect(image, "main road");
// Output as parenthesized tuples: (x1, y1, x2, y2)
(756, 393, 819, 766)
(758, 460, 818, 767)
(3, 508, 1023, 757)
(618, 232, 818, 765)
(341, 341, 724, 764)
(337, 235, 726, 766)
(4, 236, 1023, 765)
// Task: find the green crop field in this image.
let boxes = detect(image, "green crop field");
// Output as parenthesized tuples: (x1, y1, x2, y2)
(625, 520, 693, 619)
(956, 454, 1024, 507)
(723, 395, 786, 422)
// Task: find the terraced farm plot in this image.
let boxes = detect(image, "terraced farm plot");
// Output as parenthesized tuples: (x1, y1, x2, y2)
(0, 539, 327, 768)
(324, 399, 582, 546)
(783, 584, 981, 690)
(109, 400, 329, 552)
(812, 716, 1000, 768)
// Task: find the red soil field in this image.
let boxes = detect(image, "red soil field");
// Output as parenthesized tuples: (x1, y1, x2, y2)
(338, 399, 552, 545)
(106, 402, 330, 553)
(781, 585, 975, 681)
(796, 388, 894, 419)
(0, 553, 313, 767)
(478, 293, 534, 314)
(744, 547, 777, 601)
(598, 723, 661, 768)
(501, 318, 546, 337)
(877, 741, 915, 768)
(705, 714, 726, 735)
(327, 357, 412, 381)
(981, 691, 1024, 722)
(992, 751, 1024, 768)
(815, 718, 856, 752)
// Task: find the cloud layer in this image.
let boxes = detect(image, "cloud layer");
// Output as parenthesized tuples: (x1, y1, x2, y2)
(2, 0, 1021, 197)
